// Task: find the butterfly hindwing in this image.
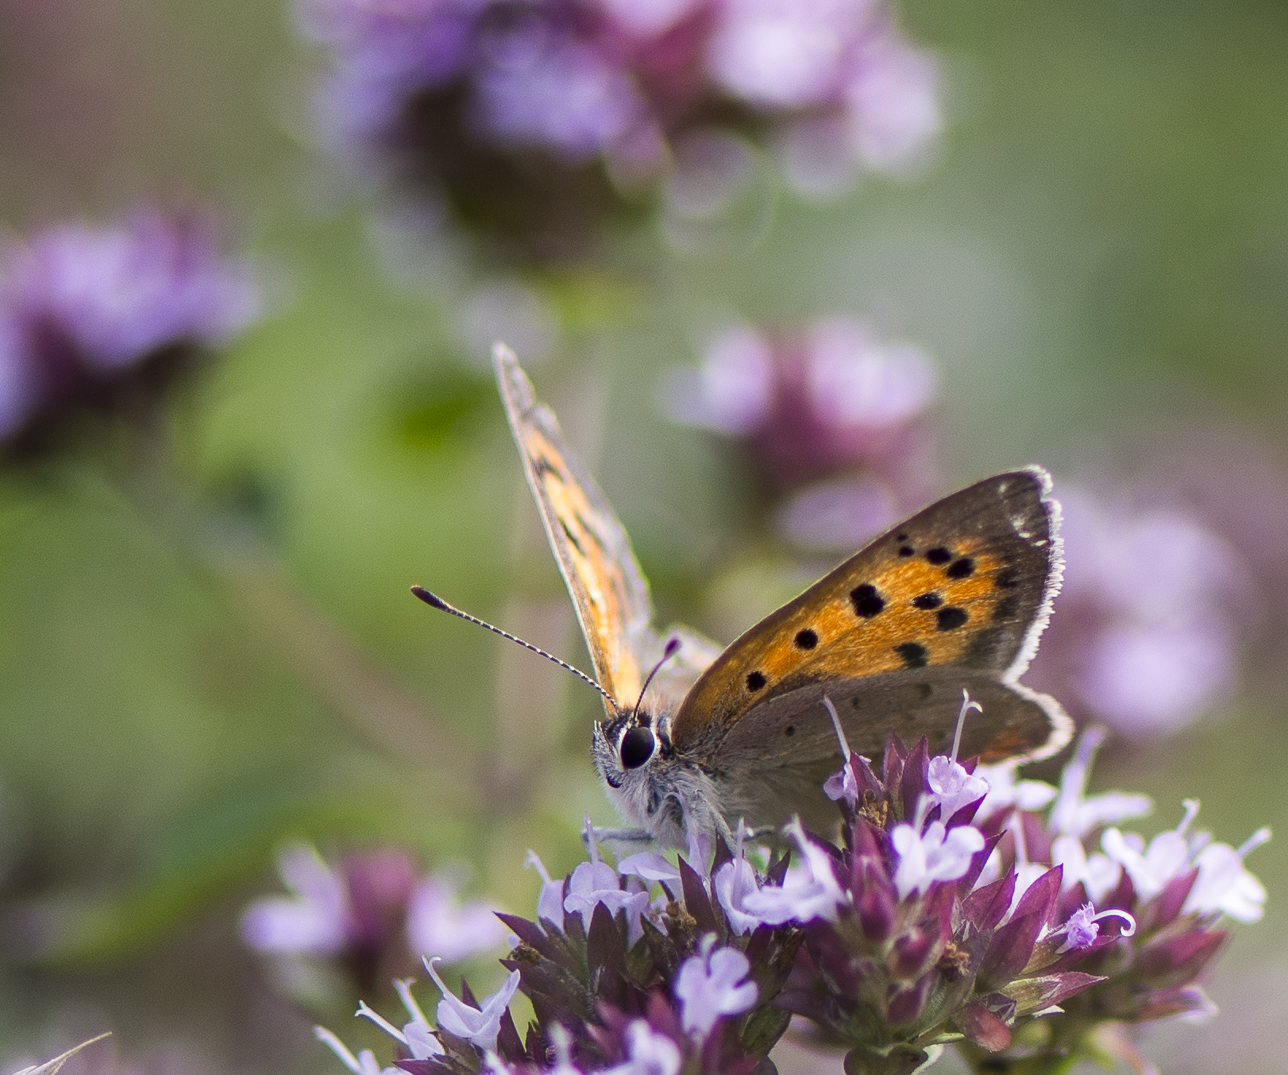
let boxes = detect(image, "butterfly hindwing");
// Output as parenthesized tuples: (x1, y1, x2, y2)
(494, 345, 654, 711)
(707, 669, 1063, 830)
(671, 469, 1070, 763)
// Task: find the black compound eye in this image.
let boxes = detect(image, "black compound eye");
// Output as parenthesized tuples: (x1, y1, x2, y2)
(619, 726, 656, 770)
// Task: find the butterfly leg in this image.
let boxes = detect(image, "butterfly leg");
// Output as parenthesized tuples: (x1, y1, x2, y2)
(586, 826, 654, 848)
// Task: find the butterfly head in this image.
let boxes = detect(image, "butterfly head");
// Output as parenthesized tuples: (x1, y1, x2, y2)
(593, 703, 719, 846)
(593, 694, 674, 781)
(593, 636, 681, 783)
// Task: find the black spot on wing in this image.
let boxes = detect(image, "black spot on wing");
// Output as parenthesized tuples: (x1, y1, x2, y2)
(851, 584, 886, 618)
(746, 671, 766, 691)
(913, 592, 943, 610)
(937, 607, 969, 631)
(995, 567, 1020, 589)
(895, 642, 928, 668)
(946, 557, 976, 578)
(794, 628, 818, 650)
(898, 545, 915, 557)
(559, 517, 585, 555)
(784, 724, 796, 737)
(532, 455, 561, 480)
(926, 547, 953, 565)
(574, 511, 607, 552)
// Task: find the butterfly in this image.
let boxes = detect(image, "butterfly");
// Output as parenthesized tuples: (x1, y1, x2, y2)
(420, 345, 1071, 847)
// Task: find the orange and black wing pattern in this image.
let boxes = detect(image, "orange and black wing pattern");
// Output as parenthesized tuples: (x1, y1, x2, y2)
(494, 345, 653, 712)
(671, 469, 1070, 763)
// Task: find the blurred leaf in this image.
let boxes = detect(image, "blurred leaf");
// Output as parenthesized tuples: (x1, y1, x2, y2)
(396, 364, 494, 454)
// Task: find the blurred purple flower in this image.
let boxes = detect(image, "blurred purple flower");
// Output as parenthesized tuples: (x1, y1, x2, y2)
(408, 875, 509, 962)
(243, 844, 504, 1000)
(709, 0, 939, 185)
(602, 1021, 681, 1075)
(1046, 726, 1153, 840)
(0, 208, 258, 451)
(242, 843, 354, 957)
(1184, 826, 1271, 923)
(662, 316, 938, 549)
(298, 0, 940, 255)
(1030, 484, 1253, 736)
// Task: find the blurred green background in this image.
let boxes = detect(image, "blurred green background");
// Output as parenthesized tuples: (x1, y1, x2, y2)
(0, 1, 1286, 1073)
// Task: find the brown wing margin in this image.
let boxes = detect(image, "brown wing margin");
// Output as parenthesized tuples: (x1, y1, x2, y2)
(493, 344, 654, 710)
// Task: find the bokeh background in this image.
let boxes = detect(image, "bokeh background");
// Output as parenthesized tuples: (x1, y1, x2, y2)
(0, 1, 1286, 1073)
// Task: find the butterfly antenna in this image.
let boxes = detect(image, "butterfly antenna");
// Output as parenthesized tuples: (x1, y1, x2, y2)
(411, 586, 615, 707)
(631, 637, 681, 720)
(952, 688, 983, 763)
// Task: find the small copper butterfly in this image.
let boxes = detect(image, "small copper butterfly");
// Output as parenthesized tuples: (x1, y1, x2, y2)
(420, 345, 1071, 846)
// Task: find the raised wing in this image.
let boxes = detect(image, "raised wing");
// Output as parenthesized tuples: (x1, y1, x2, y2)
(671, 468, 1070, 765)
(494, 344, 656, 712)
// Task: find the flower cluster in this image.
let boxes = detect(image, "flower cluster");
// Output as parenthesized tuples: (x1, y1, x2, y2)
(317, 727, 1267, 1074)
(0, 207, 259, 457)
(662, 316, 937, 550)
(242, 844, 507, 1003)
(319, 823, 801, 1075)
(297, 0, 941, 257)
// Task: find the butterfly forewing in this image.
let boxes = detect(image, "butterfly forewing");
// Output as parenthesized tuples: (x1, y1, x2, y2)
(671, 469, 1070, 763)
(494, 345, 655, 711)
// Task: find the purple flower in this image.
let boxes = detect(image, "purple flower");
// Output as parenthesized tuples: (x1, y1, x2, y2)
(926, 754, 990, 822)
(603, 1021, 681, 1075)
(425, 957, 521, 1051)
(1047, 726, 1152, 839)
(315, 1028, 401, 1075)
(661, 317, 938, 548)
(317, 730, 1266, 1075)
(973, 761, 1057, 821)
(741, 819, 848, 924)
(1030, 484, 1252, 736)
(407, 876, 507, 963)
(710, 855, 761, 935)
(561, 832, 653, 944)
(1057, 903, 1103, 952)
(0, 208, 257, 449)
(673, 940, 758, 1037)
(890, 818, 985, 899)
(524, 849, 568, 924)
(242, 844, 352, 957)
(354, 980, 447, 1061)
(706, 0, 940, 183)
(243, 844, 503, 1000)
(1183, 827, 1271, 923)
(1101, 801, 1198, 903)
(298, 0, 941, 253)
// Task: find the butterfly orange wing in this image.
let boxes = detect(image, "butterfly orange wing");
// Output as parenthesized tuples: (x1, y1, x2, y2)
(671, 469, 1071, 766)
(494, 345, 655, 713)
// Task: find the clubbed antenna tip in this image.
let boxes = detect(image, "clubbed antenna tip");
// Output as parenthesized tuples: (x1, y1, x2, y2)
(410, 585, 449, 611)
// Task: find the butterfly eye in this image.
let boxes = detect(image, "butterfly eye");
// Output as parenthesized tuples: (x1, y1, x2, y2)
(619, 726, 655, 769)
